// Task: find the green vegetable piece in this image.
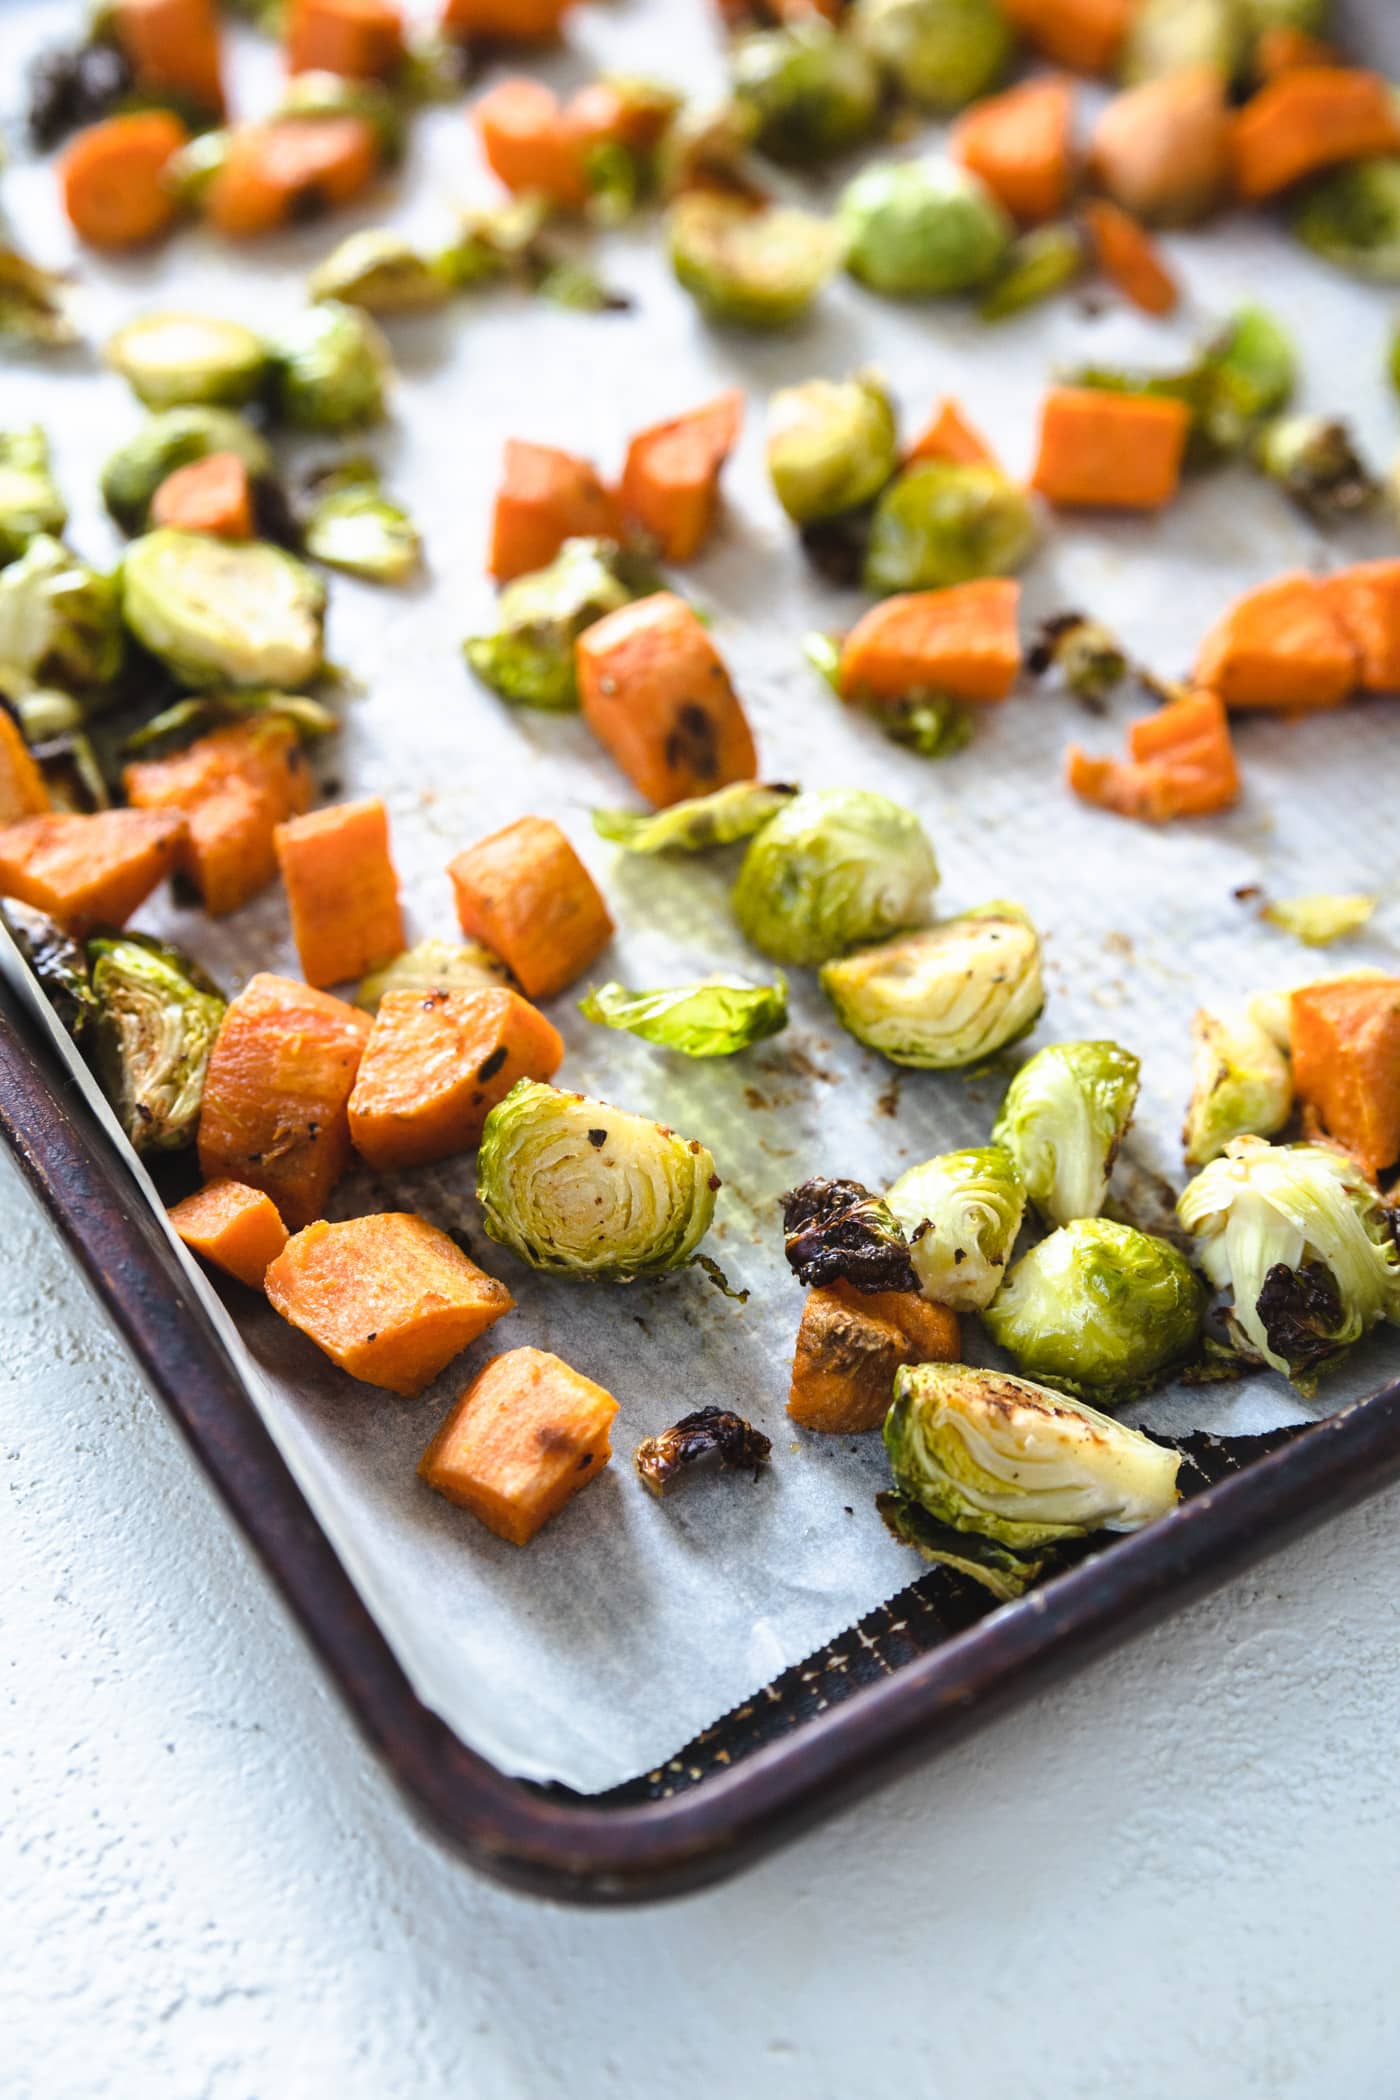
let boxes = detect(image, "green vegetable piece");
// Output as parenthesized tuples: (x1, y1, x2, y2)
(840, 158, 1012, 297)
(0, 245, 78, 348)
(100, 408, 276, 536)
(163, 130, 232, 212)
(36, 727, 109, 814)
(863, 460, 1035, 595)
(1070, 303, 1296, 465)
(0, 537, 123, 704)
(1252, 413, 1377, 522)
(979, 222, 1084, 322)
(886, 1145, 1026, 1311)
(1178, 1134, 1400, 1388)
(591, 780, 799, 852)
(579, 975, 787, 1057)
(534, 261, 630, 312)
(1028, 611, 1128, 704)
(766, 371, 898, 524)
(465, 538, 652, 711)
(122, 689, 336, 755)
(476, 1077, 718, 1281)
(730, 20, 882, 164)
(16, 688, 83, 742)
(849, 0, 1013, 110)
(105, 313, 270, 411)
(121, 531, 325, 691)
(1183, 1007, 1293, 1168)
(822, 902, 1042, 1068)
(782, 1175, 920, 1293)
(991, 1039, 1141, 1227)
(669, 194, 842, 328)
(876, 1489, 1049, 1601)
(874, 691, 974, 759)
(0, 898, 97, 1041)
(356, 937, 511, 1011)
(302, 461, 420, 583)
(0, 428, 66, 565)
(732, 786, 938, 966)
(1295, 158, 1400, 282)
(270, 303, 391, 433)
(309, 228, 455, 312)
(1120, 0, 1244, 84)
(275, 69, 404, 162)
(984, 1219, 1205, 1405)
(88, 932, 226, 1155)
(1262, 891, 1378, 946)
(439, 196, 552, 290)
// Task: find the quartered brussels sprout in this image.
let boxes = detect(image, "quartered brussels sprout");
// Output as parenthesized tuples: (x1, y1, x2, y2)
(476, 1078, 718, 1281)
(840, 158, 1012, 297)
(782, 1175, 920, 1293)
(849, 0, 1012, 110)
(105, 314, 270, 411)
(979, 223, 1085, 322)
(101, 409, 277, 536)
(0, 428, 66, 564)
(0, 245, 78, 348)
(1183, 1008, 1293, 1168)
(1295, 159, 1400, 283)
(821, 902, 1043, 1069)
(1120, 0, 1244, 84)
(669, 194, 842, 328)
(1253, 413, 1377, 522)
(309, 229, 455, 312)
(592, 780, 798, 853)
(1178, 1135, 1400, 1388)
(269, 303, 391, 434)
(301, 461, 420, 583)
(1262, 892, 1378, 946)
(579, 975, 788, 1057)
(466, 539, 653, 711)
(732, 786, 937, 966)
(121, 532, 326, 691)
(863, 461, 1035, 596)
(0, 536, 123, 703)
(0, 898, 97, 1041)
(766, 371, 898, 524)
(88, 933, 226, 1155)
(356, 937, 510, 1011)
(886, 1145, 1025, 1311)
(992, 1039, 1141, 1228)
(730, 20, 882, 163)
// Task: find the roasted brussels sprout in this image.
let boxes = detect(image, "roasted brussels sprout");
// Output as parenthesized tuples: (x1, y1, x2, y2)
(121, 532, 326, 691)
(0, 537, 123, 703)
(821, 902, 1043, 1068)
(0, 245, 78, 348)
(1178, 1135, 1400, 1387)
(766, 372, 898, 524)
(978, 222, 1085, 321)
(269, 303, 391, 433)
(579, 976, 788, 1057)
(1070, 303, 1296, 466)
(1253, 413, 1377, 521)
(33, 726, 108, 813)
(731, 21, 882, 163)
(732, 786, 937, 966)
(840, 158, 1012, 297)
(635, 1407, 772, 1497)
(1183, 1008, 1293, 1168)
(592, 780, 798, 853)
(1294, 159, 1400, 283)
(122, 689, 336, 756)
(88, 933, 226, 1155)
(669, 194, 842, 328)
(301, 461, 420, 583)
(0, 898, 97, 1040)
(105, 314, 270, 411)
(1120, 0, 1244, 84)
(886, 1145, 1026, 1310)
(100, 409, 277, 536)
(356, 937, 510, 1011)
(863, 461, 1035, 595)
(782, 1176, 919, 1293)
(276, 69, 404, 162)
(466, 539, 652, 711)
(992, 1039, 1141, 1228)
(1262, 892, 1378, 946)
(849, 0, 1012, 110)
(1027, 611, 1128, 705)
(0, 428, 66, 564)
(309, 229, 455, 312)
(476, 1079, 719, 1282)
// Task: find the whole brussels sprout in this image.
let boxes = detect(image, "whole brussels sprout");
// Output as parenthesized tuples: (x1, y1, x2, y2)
(1183, 1007, 1293, 1168)
(863, 460, 1035, 595)
(465, 539, 653, 711)
(579, 975, 788, 1057)
(839, 158, 1012, 297)
(476, 1078, 719, 1281)
(270, 303, 391, 433)
(766, 371, 898, 524)
(309, 229, 456, 312)
(88, 932, 226, 1155)
(1294, 159, 1400, 283)
(820, 902, 1043, 1068)
(592, 780, 798, 853)
(732, 786, 937, 966)
(1178, 1135, 1400, 1388)
(105, 313, 270, 411)
(992, 1039, 1140, 1228)
(0, 428, 66, 565)
(357, 938, 510, 1011)
(301, 462, 420, 583)
(669, 194, 843, 328)
(0, 536, 123, 702)
(730, 21, 883, 163)
(886, 1145, 1025, 1310)
(850, 0, 1013, 110)
(122, 532, 326, 691)
(1119, 0, 1244, 84)
(100, 409, 277, 536)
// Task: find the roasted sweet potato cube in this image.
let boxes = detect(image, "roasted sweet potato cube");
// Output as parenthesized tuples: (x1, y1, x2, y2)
(275, 796, 404, 989)
(788, 1288, 910, 1434)
(448, 815, 612, 1000)
(1194, 574, 1357, 712)
(0, 712, 51, 825)
(906, 397, 997, 470)
(168, 1177, 289, 1288)
(125, 718, 311, 916)
(150, 450, 255, 539)
(838, 580, 1021, 704)
(618, 389, 744, 563)
(1031, 386, 1190, 510)
(828, 1281, 962, 1365)
(348, 985, 564, 1170)
(575, 591, 757, 809)
(1290, 976, 1400, 1181)
(488, 439, 618, 581)
(0, 809, 185, 933)
(112, 0, 225, 115)
(999, 0, 1131, 74)
(286, 0, 405, 79)
(1323, 562, 1400, 693)
(1233, 66, 1400, 201)
(418, 1345, 617, 1544)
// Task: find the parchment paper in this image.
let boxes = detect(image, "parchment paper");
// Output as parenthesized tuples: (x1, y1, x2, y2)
(4, 0, 1400, 1790)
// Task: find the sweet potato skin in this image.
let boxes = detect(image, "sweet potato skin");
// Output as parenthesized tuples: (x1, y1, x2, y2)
(1290, 977, 1400, 1180)
(575, 591, 757, 808)
(125, 718, 312, 916)
(168, 1178, 289, 1288)
(0, 809, 185, 932)
(448, 816, 613, 1000)
(275, 796, 405, 989)
(1031, 386, 1189, 509)
(827, 1280, 962, 1363)
(348, 986, 564, 1170)
(952, 76, 1075, 225)
(838, 580, 1021, 704)
(618, 390, 744, 562)
(418, 1345, 617, 1544)
(788, 1288, 909, 1434)
(1194, 574, 1357, 712)
(0, 713, 52, 825)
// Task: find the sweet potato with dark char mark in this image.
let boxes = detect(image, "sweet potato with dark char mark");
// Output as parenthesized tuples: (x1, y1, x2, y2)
(348, 985, 564, 1170)
(1290, 976, 1400, 1181)
(838, 580, 1021, 705)
(418, 1345, 617, 1544)
(0, 809, 185, 932)
(448, 816, 613, 1000)
(788, 1285, 960, 1435)
(168, 1178, 288, 1288)
(575, 591, 757, 809)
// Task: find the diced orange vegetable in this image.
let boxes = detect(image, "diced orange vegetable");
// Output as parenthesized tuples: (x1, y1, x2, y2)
(1322, 562, 1400, 693)
(999, 0, 1132, 75)
(488, 438, 618, 582)
(1290, 976, 1400, 1180)
(838, 580, 1021, 705)
(348, 986, 564, 1170)
(828, 1280, 962, 1364)
(0, 713, 51, 826)
(448, 816, 613, 1000)
(1194, 573, 1358, 712)
(1083, 198, 1178, 314)
(576, 591, 757, 808)
(1067, 689, 1240, 822)
(787, 1285, 960, 1435)
(0, 809, 185, 932)
(1233, 67, 1400, 201)
(59, 111, 188, 249)
(205, 115, 379, 238)
(150, 451, 255, 539)
(474, 77, 586, 210)
(275, 796, 404, 989)
(565, 80, 674, 158)
(905, 397, 998, 470)
(442, 0, 573, 39)
(418, 1345, 617, 1544)
(168, 1178, 289, 1288)
(266, 1212, 514, 1397)
(1031, 385, 1189, 510)
(1253, 27, 1340, 81)
(618, 390, 745, 563)
(286, 0, 405, 78)
(952, 75, 1076, 225)
(1089, 66, 1233, 227)
(125, 718, 311, 917)
(112, 0, 225, 116)
(197, 972, 371, 1229)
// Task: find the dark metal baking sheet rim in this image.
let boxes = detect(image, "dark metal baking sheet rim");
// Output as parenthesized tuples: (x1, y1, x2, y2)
(5, 987, 1399, 1907)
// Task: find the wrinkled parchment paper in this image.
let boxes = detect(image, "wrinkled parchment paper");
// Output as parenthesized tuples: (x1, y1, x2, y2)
(4, 0, 1400, 1790)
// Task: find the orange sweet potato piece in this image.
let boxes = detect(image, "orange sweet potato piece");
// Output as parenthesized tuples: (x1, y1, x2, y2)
(999, 0, 1131, 74)
(565, 79, 675, 158)
(125, 718, 311, 917)
(60, 111, 187, 249)
(828, 1280, 961, 1364)
(952, 75, 1076, 225)
(1233, 67, 1400, 201)
(266, 1212, 514, 1396)
(1253, 27, 1340, 81)
(618, 390, 745, 563)
(838, 579, 1021, 705)
(168, 1177, 289, 1288)
(1322, 562, 1400, 693)
(474, 77, 586, 210)
(348, 986, 564, 1170)
(0, 809, 184, 932)
(112, 0, 225, 115)
(0, 713, 51, 825)
(448, 815, 612, 999)
(1031, 384, 1189, 509)
(197, 973, 370, 1228)
(150, 451, 255, 539)
(1194, 574, 1357, 712)
(1067, 688, 1240, 822)
(1083, 198, 1178, 315)
(905, 397, 998, 470)
(205, 115, 379, 237)
(1290, 976, 1400, 1180)
(286, 0, 405, 77)
(575, 591, 757, 808)
(488, 438, 618, 582)
(418, 1345, 616, 1544)
(275, 797, 404, 989)
(789, 1289, 910, 1434)
(442, 0, 572, 38)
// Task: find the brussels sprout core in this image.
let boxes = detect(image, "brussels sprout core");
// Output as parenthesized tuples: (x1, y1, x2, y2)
(840, 158, 1012, 297)
(122, 531, 326, 691)
(821, 902, 1043, 1068)
(887, 1145, 1025, 1310)
(88, 933, 226, 1154)
(782, 1176, 920, 1293)
(732, 786, 938, 966)
(105, 314, 270, 411)
(766, 372, 898, 524)
(992, 1039, 1141, 1227)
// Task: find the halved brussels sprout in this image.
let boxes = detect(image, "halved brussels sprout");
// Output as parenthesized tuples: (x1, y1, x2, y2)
(309, 229, 456, 312)
(849, 0, 1013, 111)
(1253, 413, 1377, 521)
(1183, 1008, 1293, 1168)
(992, 1039, 1141, 1228)
(466, 539, 653, 712)
(270, 303, 391, 434)
(886, 1145, 1025, 1310)
(121, 532, 326, 691)
(979, 222, 1085, 322)
(0, 245, 78, 348)
(732, 786, 938, 966)
(782, 1176, 919, 1293)
(0, 428, 66, 564)
(105, 314, 270, 411)
(669, 194, 843, 328)
(766, 371, 898, 524)
(592, 780, 798, 853)
(579, 975, 787, 1057)
(440, 196, 553, 291)
(0, 898, 97, 1040)
(101, 409, 277, 537)
(301, 461, 420, 583)
(863, 461, 1035, 596)
(0, 536, 123, 703)
(840, 158, 1012, 297)
(1295, 159, 1400, 283)
(88, 933, 226, 1155)
(122, 689, 336, 756)
(1262, 892, 1378, 946)
(730, 20, 882, 163)
(1178, 1135, 1400, 1387)
(275, 69, 404, 162)
(356, 937, 511, 1011)
(821, 902, 1043, 1069)
(984, 1219, 1204, 1405)
(476, 1078, 719, 1281)
(1027, 611, 1128, 704)
(1119, 0, 1244, 84)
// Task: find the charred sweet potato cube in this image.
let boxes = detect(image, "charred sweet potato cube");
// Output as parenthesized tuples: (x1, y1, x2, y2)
(788, 1284, 961, 1434)
(418, 1345, 617, 1544)
(575, 591, 757, 809)
(275, 796, 405, 988)
(1290, 976, 1400, 1181)
(448, 815, 612, 1000)
(348, 985, 564, 1170)
(125, 718, 311, 916)
(0, 809, 185, 933)
(168, 1177, 289, 1288)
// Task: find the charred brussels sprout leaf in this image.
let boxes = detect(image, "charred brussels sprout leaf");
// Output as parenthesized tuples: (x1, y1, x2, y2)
(309, 229, 456, 312)
(876, 1489, 1049, 1600)
(840, 158, 1012, 297)
(1253, 413, 1377, 521)
(992, 1039, 1141, 1228)
(782, 1176, 920, 1294)
(466, 539, 653, 711)
(88, 933, 226, 1155)
(302, 462, 420, 583)
(1262, 892, 1378, 946)
(0, 899, 97, 1040)
(863, 461, 1035, 595)
(0, 429, 66, 564)
(121, 532, 326, 691)
(105, 314, 270, 411)
(821, 902, 1043, 1069)
(0, 246, 78, 348)
(270, 303, 391, 434)
(669, 194, 842, 328)
(767, 371, 898, 524)
(635, 1407, 772, 1497)
(593, 780, 798, 853)
(849, 0, 1013, 111)
(101, 409, 277, 536)
(1183, 1008, 1293, 1168)
(476, 1079, 718, 1281)
(1295, 159, 1400, 282)
(871, 691, 974, 759)
(732, 786, 938, 966)
(1027, 611, 1128, 705)
(886, 1145, 1026, 1311)
(580, 976, 788, 1057)
(730, 21, 882, 164)
(0, 537, 123, 704)
(356, 937, 510, 1010)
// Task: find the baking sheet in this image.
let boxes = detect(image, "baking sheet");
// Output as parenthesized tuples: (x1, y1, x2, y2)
(4, 0, 1400, 1792)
